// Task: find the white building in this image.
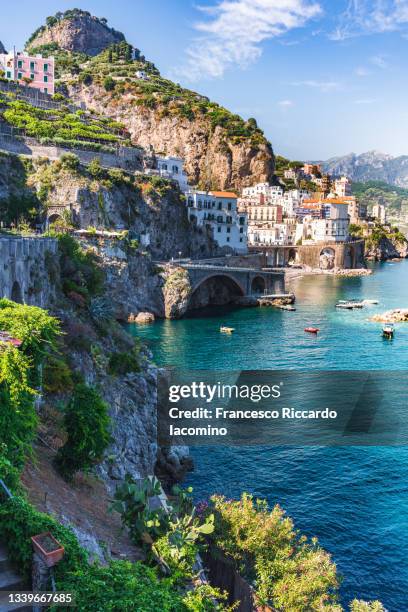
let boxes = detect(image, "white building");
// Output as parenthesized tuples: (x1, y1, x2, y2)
(372, 203, 387, 224)
(241, 183, 284, 201)
(186, 190, 247, 252)
(155, 156, 189, 191)
(135, 70, 149, 80)
(311, 202, 349, 243)
(334, 176, 352, 197)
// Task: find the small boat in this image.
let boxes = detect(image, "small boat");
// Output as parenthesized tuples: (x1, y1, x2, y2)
(336, 300, 364, 309)
(277, 304, 296, 311)
(362, 299, 379, 305)
(382, 324, 395, 339)
(304, 327, 319, 334)
(220, 326, 235, 334)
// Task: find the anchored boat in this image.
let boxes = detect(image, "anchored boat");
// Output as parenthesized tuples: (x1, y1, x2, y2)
(336, 300, 364, 309)
(220, 326, 235, 334)
(382, 324, 395, 339)
(304, 327, 319, 334)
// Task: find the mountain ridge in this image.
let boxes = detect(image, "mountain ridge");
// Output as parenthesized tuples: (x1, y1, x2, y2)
(317, 150, 408, 188)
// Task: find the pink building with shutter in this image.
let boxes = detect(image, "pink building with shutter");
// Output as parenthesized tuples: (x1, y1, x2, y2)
(0, 50, 55, 95)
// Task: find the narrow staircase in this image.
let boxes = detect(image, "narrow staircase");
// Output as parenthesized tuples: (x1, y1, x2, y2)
(0, 543, 31, 611)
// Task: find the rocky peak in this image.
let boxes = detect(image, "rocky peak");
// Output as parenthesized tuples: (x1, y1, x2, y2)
(26, 9, 125, 56)
(0, 41, 6, 53)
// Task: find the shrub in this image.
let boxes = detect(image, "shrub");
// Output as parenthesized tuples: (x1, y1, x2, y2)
(55, 384, 111, 480)
(209, 493, 339, 609)
(108, 345, 141, 376)
(88, 157, 104, 179)
(104, 76, 116, 92)
(60, 152, 80, 171)
(0, 496, 87, 577)
(43, 354, 73, 394)
(0, 443, 22, 495)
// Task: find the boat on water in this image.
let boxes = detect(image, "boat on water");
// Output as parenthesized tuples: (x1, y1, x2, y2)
(382, 324, 395, 339)
(277, 304, 296, 311)
(220, 326, 235, 334)
(362, 299, 379, 305)
(304, 327, 319, 334)
(336, 300, 364, 309)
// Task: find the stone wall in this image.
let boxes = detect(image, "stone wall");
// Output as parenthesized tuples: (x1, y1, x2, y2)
(0, 236, 58, 307)
(297, 239, 365, 269)
(0, 134, 143, 172)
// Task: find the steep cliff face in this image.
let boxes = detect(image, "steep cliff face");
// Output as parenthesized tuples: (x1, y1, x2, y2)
(68, 83, 274, 191)
(365, 236, 408, 260)
(26, 10, 125, 56)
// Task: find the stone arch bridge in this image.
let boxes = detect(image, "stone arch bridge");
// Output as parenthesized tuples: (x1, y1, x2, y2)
(183, 263, 286, 298)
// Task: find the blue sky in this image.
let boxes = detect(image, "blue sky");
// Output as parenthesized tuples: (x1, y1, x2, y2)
(2, 0, 408, 160)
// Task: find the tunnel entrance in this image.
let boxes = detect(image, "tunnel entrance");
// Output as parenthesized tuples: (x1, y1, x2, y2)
(11, 281, 23, 304)
(188, 275, 245, 311)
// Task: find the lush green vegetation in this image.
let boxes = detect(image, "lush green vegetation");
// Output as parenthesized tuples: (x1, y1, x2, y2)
(0, 299, 60, 467)
(55, 233, 105, 306)
(352, 181, 408, 214)
(0, 93, 128, 151)
(55, 383, 111, 481)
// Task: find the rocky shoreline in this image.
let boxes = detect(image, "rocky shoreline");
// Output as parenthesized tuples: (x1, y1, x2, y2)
(371, 309, 408, 323)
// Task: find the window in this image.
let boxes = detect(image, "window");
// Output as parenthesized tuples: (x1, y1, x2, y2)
(218, 202, 222, 210)
(44, 63, 48, 72)
(44, 88, 48, 94)
(240, 228, 244, 234)
(240, 238, 243, 242)
(217, 227, 221, 233)
(162, 163, 167, 170)
(227, 237, 230, 242)
(18, 60, 23, 69)
(30, 73, 34, 80)
(227, 227, 231, 233)
(17, 72, 22, 79)
(228, 202, 232, 211)
(44, 75, 48, 83)
(30, 61, 35, 71)
(172, 165, 179, 174)
(6, 71, 11, 79)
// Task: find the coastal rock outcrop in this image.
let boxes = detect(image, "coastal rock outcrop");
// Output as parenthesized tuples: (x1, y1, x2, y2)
(27, 10, 125, 55)
(163, 267, 192, 319)
(371, 309, 408, 323)
(365, 236, 408, 260)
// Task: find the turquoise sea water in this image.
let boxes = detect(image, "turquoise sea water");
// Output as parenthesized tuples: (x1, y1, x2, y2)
(129, 261, 408, 610)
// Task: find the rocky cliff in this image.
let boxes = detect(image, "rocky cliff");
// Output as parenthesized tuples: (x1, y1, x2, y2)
(365, 235, 408, 261)
(319, 150, 408, 188)
(26, 13, 275, 191)
(26, 9, 125, 56)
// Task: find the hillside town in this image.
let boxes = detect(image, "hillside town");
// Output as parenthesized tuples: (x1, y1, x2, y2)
(0, 9, 403, 612)
(0, 44, 393, 266)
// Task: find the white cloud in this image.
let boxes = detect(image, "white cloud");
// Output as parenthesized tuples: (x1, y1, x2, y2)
(330, 0, 408, 40)
(278, 99, 294, 107)
(291, 79, 342, 92)
(176, 0, 322, 81)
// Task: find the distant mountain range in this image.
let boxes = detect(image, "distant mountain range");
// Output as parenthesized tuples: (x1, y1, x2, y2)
(317, 151, 408, 188)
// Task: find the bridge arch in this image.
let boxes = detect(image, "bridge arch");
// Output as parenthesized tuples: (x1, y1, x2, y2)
(188, 273, 245, 311)
(344, 244, 354, 268)
(319, 247, 335, 270)
(11, 280, 23, 304)
(251, 275, 266, 295)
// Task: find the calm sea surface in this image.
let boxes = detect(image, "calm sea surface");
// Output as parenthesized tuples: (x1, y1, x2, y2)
(128, 260, 408, 610)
